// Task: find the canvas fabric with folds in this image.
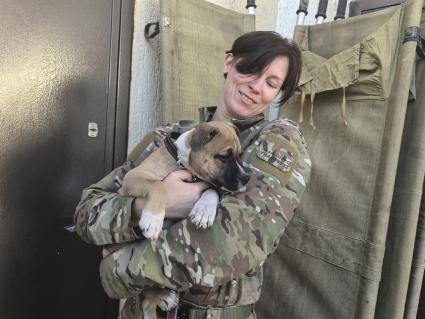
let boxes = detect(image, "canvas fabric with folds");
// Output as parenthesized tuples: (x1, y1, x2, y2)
(159, 0, 254, 123)
(256, 1, 423, 318)
(401, 12, 425, 319)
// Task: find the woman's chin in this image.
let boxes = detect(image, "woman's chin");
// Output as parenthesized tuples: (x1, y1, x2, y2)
(229, 106, 253, 119)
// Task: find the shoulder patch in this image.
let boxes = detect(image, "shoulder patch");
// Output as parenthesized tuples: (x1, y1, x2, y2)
(253, 133, 299, 186)
(257, 140, 294, 172)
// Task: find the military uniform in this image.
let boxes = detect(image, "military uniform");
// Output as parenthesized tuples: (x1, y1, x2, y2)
(74, 107, 311, 319)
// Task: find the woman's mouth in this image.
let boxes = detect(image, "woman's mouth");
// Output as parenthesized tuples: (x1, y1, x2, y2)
(239, 91, 256, 105)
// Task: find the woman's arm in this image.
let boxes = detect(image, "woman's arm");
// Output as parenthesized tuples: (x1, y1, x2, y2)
(74, 163, 141, 245)
(131, 170, 209, 224)
(74, 124, 208, 246)
(99, 119, 312, 299)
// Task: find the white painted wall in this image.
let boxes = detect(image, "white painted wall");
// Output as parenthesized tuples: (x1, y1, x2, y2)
(128, 0, 353, 151)
(128, 0, 162, 152)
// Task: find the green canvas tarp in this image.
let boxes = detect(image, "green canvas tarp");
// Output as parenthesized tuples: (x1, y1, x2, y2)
(404, 189, 425, 319)
(400, 12, 425, 319)
(159, 0, 254, 123)
(375, 11, 425, 319)
(256, 0, 423, 318)
(405, 187, 425, 319)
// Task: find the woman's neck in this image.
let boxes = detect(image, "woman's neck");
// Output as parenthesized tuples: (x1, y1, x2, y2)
(212, 95, 232, 123)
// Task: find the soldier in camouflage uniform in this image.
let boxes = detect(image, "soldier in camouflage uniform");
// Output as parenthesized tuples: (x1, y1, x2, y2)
(74, 31, 311, 319)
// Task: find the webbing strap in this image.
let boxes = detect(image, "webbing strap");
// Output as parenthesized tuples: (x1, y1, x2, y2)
(175, 303, 254, 319)
(403, 26, 425, 59)
(127, 131, 157, 162)
(164, 132, 180, 162)
(309, 91, 316, 129)
(298, 92, 305, 123)
(418, 35, 425, 59)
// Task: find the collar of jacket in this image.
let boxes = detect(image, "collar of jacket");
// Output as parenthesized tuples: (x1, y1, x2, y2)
(198, 106, 265, 132)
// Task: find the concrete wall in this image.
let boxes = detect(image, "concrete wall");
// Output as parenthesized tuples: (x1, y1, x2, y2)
(128, 0, 162, 152)
(128, 0, 353, 151)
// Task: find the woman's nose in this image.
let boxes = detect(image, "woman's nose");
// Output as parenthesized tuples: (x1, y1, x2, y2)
(248, 77, 262, 94)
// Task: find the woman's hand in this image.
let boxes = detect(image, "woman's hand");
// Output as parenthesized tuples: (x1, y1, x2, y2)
(131, 170, 209, 225)
(163, 170, 209, 219)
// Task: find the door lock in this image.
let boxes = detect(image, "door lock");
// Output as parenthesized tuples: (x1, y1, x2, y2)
(88, 122, 98, 137)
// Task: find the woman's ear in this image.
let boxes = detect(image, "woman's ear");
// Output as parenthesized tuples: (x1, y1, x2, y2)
(223, 53, 234, 74)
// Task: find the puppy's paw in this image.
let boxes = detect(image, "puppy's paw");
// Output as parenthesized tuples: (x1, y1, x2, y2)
(139, 210, 165, 240)
(190, 203, 217, 229)
(156, 288, 179, 311)
(189, 189, 219, 229)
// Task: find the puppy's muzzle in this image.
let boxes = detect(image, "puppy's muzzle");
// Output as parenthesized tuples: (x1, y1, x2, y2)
(218, 161, 250, 193)
(235, 171, 250, 192)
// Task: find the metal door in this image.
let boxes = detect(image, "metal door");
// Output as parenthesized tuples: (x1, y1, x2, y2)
(0, 1, 133, 318)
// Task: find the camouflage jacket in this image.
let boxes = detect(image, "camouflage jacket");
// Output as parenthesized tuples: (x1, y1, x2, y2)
(74, 107, 311, 318)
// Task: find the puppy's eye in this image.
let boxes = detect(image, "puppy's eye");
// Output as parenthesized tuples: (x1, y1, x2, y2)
(214, 154, 231, 162)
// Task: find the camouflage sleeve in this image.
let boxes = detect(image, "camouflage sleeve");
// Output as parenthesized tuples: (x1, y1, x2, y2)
(74, 127, 173, 245)
(99, 119, 311, 299)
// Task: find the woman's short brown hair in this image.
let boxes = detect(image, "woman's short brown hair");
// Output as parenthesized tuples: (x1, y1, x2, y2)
(226, 31, 302, 106)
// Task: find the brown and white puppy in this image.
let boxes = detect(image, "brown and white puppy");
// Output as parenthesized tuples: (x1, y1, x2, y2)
(118, 121, 249, 240)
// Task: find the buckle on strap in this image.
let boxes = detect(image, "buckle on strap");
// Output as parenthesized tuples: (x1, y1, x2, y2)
(403, 26, 425, 59)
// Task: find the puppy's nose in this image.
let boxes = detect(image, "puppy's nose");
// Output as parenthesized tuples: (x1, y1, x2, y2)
(240, 174, 250, 185)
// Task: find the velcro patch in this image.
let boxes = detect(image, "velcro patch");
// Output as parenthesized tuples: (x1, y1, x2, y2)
(252, 133, 299, 187)
(257, 141, 294, 172)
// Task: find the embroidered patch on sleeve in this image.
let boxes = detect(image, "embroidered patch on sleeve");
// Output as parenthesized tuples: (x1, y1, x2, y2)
(257, 141, 294, 172)
(252, 133, 299, 187)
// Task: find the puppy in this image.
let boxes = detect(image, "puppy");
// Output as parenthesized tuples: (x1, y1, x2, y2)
(116, 121, 249, 319)
(118, 121, 249, 239)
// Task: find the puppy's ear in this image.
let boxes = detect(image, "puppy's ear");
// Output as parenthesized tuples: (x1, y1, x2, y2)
(175, 128, 195, 152)
(190, 125, 218, 152)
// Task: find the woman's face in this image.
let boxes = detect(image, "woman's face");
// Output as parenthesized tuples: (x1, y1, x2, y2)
(217, 54, 289, 120)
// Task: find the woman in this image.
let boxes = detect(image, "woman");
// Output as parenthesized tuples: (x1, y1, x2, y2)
(74, 31, 311, 319)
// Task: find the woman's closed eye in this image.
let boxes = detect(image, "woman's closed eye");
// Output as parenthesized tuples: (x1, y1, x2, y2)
(267, 81, 278, 89)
